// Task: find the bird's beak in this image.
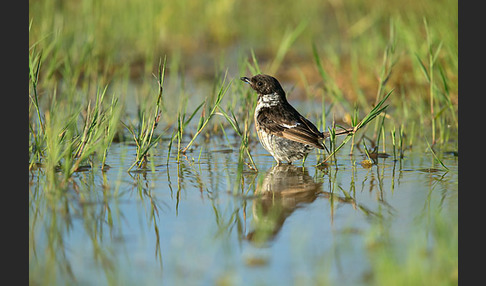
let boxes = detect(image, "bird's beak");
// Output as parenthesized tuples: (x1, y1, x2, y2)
(240, 77, 251, 84)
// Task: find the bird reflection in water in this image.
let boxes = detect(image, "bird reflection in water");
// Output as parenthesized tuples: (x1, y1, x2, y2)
(245, 164, 323, 246)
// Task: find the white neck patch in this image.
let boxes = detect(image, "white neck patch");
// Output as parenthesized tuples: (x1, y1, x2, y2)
(259, 92, 281, 106)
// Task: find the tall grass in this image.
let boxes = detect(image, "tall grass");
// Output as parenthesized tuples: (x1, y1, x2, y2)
(414, 18, 457, 145)
(181, 71, 232, 154)
(124, 58, 166, 171)
(29, 44, 45, 169)
(319, 89, 393, 165)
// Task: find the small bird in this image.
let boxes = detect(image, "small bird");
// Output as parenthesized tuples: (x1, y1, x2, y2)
(241, 74, 352, 165)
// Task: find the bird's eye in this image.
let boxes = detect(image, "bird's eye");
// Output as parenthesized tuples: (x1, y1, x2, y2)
(257, 81, 263, 86)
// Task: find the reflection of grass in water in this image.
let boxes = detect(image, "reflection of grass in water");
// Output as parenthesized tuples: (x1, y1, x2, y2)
(365, 211, 457, 285)
(29, 143, 457, 284)
(29, 167, 165, 285)
(29, 175, 116, 284)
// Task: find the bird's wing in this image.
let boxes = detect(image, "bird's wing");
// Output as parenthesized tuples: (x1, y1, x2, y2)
(257, 105, 325, 149)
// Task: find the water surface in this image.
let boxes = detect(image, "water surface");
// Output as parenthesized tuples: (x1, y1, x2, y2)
(29, 135, 458, 285)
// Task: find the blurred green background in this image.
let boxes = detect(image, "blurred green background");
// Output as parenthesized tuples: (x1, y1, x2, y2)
(29, 0, 457, 103)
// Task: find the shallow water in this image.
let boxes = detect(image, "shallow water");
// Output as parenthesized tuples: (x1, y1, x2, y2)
(29, 134, 458, 285)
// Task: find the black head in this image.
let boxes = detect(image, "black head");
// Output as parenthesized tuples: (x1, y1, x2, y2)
(240, 74, 285, 96)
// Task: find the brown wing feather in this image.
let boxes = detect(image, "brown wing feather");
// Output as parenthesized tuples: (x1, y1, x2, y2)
(257, 105, 325, 149)
(280, 128, 324, 149)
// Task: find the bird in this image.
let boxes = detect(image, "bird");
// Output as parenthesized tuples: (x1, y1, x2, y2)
(241, 74, 353, 165)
